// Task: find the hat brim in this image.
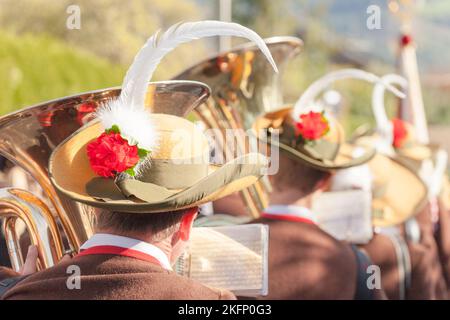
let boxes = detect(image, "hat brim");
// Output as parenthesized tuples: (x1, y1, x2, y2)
(350, 125, 437, 164)
(271, 138, 376, 171)
(352, 134, 429, 227)
(369, 154, 428, 227)
(49, 121, 268, 213)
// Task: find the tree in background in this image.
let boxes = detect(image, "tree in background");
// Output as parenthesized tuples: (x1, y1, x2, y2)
(232, 0, 297, 37)
(232, 0, 333, 96)
(0, 0, 205, 66)
(0, 0, 207, 114)
(0, 31, 125, 115)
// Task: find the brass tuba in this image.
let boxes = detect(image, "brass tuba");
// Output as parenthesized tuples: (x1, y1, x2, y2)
(174, 37, 303, 217)
(0, 81, 210, 270)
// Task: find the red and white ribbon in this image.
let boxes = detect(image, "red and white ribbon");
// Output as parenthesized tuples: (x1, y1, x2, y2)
(78, 233, 172, 271)
(262, 205, 317, 225)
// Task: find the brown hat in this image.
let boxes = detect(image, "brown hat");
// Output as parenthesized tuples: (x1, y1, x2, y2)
(251, 68, 411, 171)
(253, 106, 375, 171)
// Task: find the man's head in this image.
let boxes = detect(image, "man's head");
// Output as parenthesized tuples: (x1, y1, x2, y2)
(213, 192, 249, 217)
(95, 207, 198, 264)
(212, 154, 333, 215)
(270, 154, 332, 198)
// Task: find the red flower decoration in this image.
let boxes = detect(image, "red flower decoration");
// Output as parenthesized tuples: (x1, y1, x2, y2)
(87, 132, 139, 177)
(296, 111, 330, 141)
(400, 34, 412, 47)
(392, 118, 408, 148)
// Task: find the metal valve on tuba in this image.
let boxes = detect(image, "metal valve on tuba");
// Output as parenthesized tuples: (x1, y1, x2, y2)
(0, 81, 210, 271)
(174, 37, 303, 218)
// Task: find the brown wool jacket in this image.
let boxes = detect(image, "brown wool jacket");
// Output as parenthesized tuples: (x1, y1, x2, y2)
(361, 205, 448, 300)
(436, 199, 450, 296)
(0, 254, 236, 300)
(359, 234, 401, 299)
(250, 218, 358, 300)
(411, 204, 448, 299)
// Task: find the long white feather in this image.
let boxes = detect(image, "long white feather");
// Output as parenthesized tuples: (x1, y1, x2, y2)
(293, 69, 406, 120)
(97, 20, 278, 156)
(372, 74, 408, 145)
(121, 20, 278, 108)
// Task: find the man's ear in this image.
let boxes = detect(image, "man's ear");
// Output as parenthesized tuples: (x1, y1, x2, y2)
(315, 172, 334, 192)
(178, 207, 198, 241)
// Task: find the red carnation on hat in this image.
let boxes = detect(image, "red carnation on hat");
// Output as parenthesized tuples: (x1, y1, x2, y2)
(296, 111, 330, 141)
(392, 118, 408, 148)
(400, 34, 413, 47)
(87, 132, 140, 177)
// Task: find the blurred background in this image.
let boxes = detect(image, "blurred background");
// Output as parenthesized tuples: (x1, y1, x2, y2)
(0, 0, 449, 146)
(1, 0, 449, 270)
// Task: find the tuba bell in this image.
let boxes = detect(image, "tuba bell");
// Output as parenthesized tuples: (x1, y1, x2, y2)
(174, 37, 303, 217)
(0, 81, 210, 270)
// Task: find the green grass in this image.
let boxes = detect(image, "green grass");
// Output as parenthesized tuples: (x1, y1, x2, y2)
(0, 31, 125, 115)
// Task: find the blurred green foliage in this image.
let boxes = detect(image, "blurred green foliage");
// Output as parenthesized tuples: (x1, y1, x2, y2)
(0, 31, 125, 115)
(0, 0, 204, 65)
(0, 0, 207, 115)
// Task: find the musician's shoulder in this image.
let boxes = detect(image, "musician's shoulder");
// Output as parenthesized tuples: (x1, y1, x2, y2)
(0, 266, 20, 282)
(162, 270, 236, 300)
(260, 218, 358, 299)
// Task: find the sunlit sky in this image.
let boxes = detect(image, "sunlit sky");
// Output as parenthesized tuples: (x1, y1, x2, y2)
(197, 0, 450, 74)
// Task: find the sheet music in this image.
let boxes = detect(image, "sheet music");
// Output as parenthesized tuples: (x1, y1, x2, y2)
(312, 190, 373, 244)
(176, 224, 269, 297)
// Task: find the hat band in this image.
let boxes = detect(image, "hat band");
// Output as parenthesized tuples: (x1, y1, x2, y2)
(299, 139, 340, 161)
(137, 158, 210, 189)
(85, 159, 210, 203)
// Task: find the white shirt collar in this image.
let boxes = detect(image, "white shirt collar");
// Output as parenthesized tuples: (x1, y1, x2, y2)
(264, 205, 318, 223)
(80, 233, 172, 271)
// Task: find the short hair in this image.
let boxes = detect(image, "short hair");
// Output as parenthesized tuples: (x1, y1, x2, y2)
(95, 208, 191, 241)
(272, 154, 331, 197)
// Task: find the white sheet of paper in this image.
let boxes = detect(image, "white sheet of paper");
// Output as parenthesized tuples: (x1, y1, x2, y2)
(312, 190, 373, 244)
(176, 223, 269, 297)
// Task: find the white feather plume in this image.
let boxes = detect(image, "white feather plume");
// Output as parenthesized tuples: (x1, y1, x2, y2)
(121, 20, 278, 108)
(372, 74, 408, 147)
(96, 97, 158, 151)
(96, 20, 278, 158)
(292, 68, 406, 120)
